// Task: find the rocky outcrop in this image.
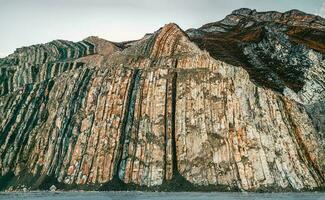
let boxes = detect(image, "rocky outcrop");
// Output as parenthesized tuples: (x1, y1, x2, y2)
(0, 38, 120, 96)
(0, 9, 324, 192)
(186, 9, 325, 154)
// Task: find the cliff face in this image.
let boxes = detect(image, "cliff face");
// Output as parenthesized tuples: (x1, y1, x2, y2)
(0, 9, 325, 192)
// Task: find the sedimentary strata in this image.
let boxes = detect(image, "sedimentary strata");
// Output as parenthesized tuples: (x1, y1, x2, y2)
(0, 9, 324, 192)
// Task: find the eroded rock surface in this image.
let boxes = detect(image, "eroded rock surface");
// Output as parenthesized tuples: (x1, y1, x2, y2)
(0, 9, 325, 192)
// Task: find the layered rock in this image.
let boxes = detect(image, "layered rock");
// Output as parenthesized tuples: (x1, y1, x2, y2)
(0, 9, 325, 192)
(186, 8, 325, 154)
(0, 38, 120, 96)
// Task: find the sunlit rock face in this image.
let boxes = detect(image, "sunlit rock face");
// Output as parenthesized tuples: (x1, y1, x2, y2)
(0, 9, 325, 192)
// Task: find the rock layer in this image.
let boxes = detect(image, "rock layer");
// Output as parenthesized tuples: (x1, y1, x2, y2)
(0, 9, 325, 191)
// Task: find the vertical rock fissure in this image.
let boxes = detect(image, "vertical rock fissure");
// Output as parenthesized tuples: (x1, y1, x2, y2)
(163, 78, 169, 181)
(114, 69, 141, 181)
(171, 71, 178, 177)
(128, 70, 144, 182)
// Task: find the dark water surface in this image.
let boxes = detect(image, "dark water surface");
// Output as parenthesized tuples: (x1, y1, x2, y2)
(0, 191, 324, 200)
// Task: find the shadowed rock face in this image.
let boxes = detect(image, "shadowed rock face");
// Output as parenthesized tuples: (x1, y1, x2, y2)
(0, 9, 325, 192)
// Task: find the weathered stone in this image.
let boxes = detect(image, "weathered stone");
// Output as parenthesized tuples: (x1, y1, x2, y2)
(0, 9, 324, 192)
(49, 185, 56, 191)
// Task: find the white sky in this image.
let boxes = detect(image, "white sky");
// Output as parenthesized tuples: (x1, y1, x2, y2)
(0, 0, 325, 57)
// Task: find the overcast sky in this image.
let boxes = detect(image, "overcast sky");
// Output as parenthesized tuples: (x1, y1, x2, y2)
(1, 0, 325, 57)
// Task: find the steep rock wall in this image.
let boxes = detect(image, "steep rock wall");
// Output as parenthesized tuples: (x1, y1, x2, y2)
(0, 13, 325, 192)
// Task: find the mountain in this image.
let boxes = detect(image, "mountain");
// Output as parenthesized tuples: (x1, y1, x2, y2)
(0, 8, 324, 192)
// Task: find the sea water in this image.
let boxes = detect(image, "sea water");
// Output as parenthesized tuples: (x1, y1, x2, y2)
(0, 191, 324, 200)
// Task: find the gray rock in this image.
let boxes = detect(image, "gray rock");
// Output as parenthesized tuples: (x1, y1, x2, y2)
(50, 185, 57, 192)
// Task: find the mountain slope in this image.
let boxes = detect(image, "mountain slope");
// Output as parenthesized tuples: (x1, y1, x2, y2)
(0, 9, 324, 192)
